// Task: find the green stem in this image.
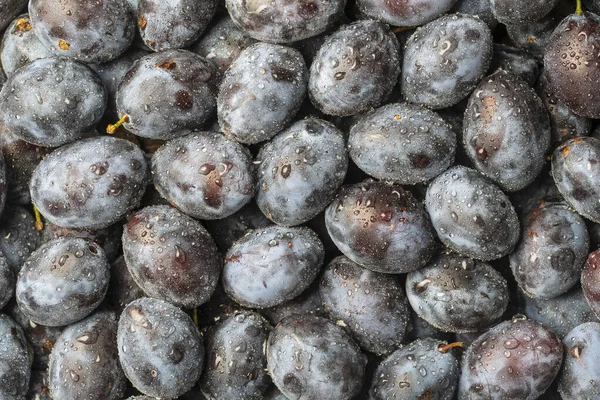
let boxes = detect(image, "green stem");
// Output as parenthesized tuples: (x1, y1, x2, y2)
(576, 0, 583, 14)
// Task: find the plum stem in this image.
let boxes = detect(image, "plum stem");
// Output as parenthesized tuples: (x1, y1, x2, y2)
(193, 308, 199, 327)
(438, 342, 464, 354)
(576, 0, 583, 14)
(106, 114, 129, 134)
(32, 204, 43, 231)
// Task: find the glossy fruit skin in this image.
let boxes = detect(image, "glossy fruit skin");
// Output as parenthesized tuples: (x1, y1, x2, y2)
(510, 202, 589, 299)
(489, 0, 558, 24)
(326, 181, 436, 274)
(450, 0, 498, 29)
(309, 20, 400, 117)
(116, 50, 219, 140)
(406, 252, 509, 333)
(0, 57, 105, 147)
(582, 249, 600, 318)
(319, 256, 410, 355)
(261, 283, 324, 326)
(544, 12, 600, 118)
(0, 314, 31, 399)
(401, 14, 493, 109)
(256, 118, 347, 226)
(522, 287, 599, 339)
(0, 124, 50, 205)
(0, 0, 26, 31)
(15, 237, 111, 327)
(458, 318, 563, 400)
(137, 0, 217, 51)
(0, 205, 40, 273)
(48, 311, 126, 400)
(222, 225, 324, 308)
(191, 15, 257, 75)
(552, 137, 600, 223)
(425, 166, 520, 261)
(266, 315, 366, 400)
(349, 103, 456, 185)
(0, 252, 14, 310)
(489, 44, 541, 87)
(29, 0, 135, 63)
(0, 13, 53, 76)
(226, 0, 345, 43)
(152, 131, 255, 220)
(369, 338, 460, 400)
(536, 71, 592, 147)
(122, 205, 222, 309)
(117, 297, 204, 399)
(357, 0, 457, 27)
(30, 136, 148, 230)
(218, 42, 307, 144)
(463, 70, 551, 192)
(199, 311, 271, 400)
(558, 322, 600, 399)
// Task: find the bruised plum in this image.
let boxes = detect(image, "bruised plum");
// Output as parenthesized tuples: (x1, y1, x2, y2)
(463, 70, 551, 192)
(325, 181, 436, 274)
(401, 14, 493, 109)
(226, 0, 345, 43)
(552, 137, 600, 223)
(30, 136, 148, 230)
(29, 0, 135, 63)
(309, 20, 400, 117)
(48, 311, 126, 400)
(122, 205, 222, 309)
(137, 0, 217, 51)
(151, 131, 255, 220)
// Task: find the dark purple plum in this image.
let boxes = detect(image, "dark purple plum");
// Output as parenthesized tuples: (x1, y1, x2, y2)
(490, 0, 559, 24)
(357, 0, 457, 27)
(349, 103, 456, 185)
(401, 14, 493, 109)
(106, 255, 144, 314)
(0, 14, 53, 76)
(463, 70, 551, 192)
(450, 0, 498, 28)
(30, 136, 148, 230)
(510, 170, 563, 216)
(137, 0, 217, 51)
(48, 311, 126, 400)
(309, 20, 400, 117)
(190, 15, 257, 74)
(406, 251, 509, 333)
(151, 131, 255, 220)
(0, 252, 14, 310)
(199, 311, 271, 399)
(266, 315, 366, 400)
(261, 283, 324, 326)
(544, 10, 600, 118)
(319, 255, 411, 355)
(510, 202, 589, 299)
(0, 205, 41, 273)
(122, 205, 222, 309)
(15, 237, 110, 327)
(425, 166, 520, 261)
(29, 0, 135, 63)
(0, 57, 105, 147)
(117, 297, 204, 399)
(558, 322, 600, 399)
(552, 137, 600, 223)
(226, 0, 345, 43)
(256, 118, 347, 226)
(0, 314, 31, 399)
(115, 50, 219, 140)
(458, 317, 563, 399)
(582, 249, 600, 318)
(222, 225, 324, 308)
(218, 42, 307, 144)
(488, 44, 541, 86)
(369, 338, 460, 400)
(522, 287, 599, 338)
